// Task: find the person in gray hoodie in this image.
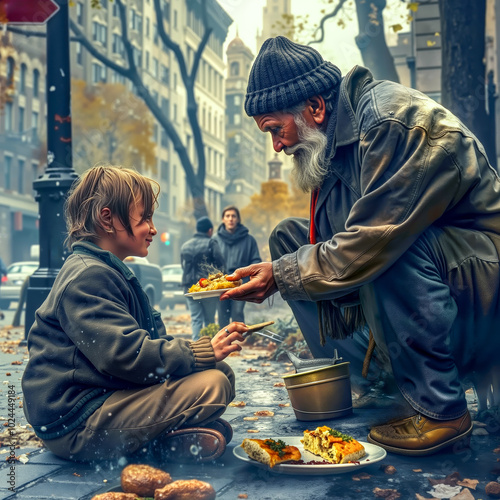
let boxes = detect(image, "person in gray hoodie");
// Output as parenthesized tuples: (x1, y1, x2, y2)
(213, 205, 261, 326)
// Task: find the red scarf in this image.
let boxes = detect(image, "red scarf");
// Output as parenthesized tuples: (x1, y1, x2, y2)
(309, 188, 320, 244)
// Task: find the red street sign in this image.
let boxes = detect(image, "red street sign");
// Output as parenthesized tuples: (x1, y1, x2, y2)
(0, 0, 60, 25)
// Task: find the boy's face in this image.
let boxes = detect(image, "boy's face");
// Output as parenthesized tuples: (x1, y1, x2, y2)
(108, 201, 157, 261)
(222, 210, 239, 233)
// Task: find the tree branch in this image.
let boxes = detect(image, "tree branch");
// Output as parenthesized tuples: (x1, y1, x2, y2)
(309, 0, 349, 45)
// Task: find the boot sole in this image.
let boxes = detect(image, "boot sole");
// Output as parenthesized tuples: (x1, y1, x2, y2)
(367, 424, 473, 456)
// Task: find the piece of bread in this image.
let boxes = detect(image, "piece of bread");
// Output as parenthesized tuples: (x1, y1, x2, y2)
(91, 493, 140, 500)
(241, 438, 301, 468)
(121, 464, 172, 497)
(302, 426, 366, 464)
(154, 479, 216, 500)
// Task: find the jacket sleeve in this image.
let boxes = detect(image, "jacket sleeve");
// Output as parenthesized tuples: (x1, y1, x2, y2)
(57, 265, 216, 384)
(273, 119, 482, 301)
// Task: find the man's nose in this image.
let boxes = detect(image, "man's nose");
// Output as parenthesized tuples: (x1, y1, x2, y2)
(272, 136, 283, 152)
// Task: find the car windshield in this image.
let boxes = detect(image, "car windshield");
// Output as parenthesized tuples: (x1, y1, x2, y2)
(162, 267, 182, 279)
(8, 264, 38, 274)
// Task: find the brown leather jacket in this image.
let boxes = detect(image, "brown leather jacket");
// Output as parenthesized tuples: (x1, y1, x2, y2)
(273, 66, 500, 302)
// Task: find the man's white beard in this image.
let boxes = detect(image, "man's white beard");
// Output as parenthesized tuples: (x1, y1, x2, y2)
(284, 113, 328, 193)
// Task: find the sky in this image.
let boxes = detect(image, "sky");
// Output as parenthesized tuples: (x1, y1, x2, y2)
(217, 0, 364, 74)
(217, 0, 408, 74)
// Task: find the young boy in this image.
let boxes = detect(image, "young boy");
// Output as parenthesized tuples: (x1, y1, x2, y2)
(22, 165, 246, 463)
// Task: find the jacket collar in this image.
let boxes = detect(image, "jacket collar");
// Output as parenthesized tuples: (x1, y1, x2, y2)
(324, 65, 375, 162)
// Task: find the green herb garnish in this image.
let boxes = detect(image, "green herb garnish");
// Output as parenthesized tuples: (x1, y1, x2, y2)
(328, 429, 353, 442)
(264, 439, 288, 457)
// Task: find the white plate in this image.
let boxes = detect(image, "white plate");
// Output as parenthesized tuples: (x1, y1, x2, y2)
(185, 289, 233, 300)
(233, 437, 386, 475)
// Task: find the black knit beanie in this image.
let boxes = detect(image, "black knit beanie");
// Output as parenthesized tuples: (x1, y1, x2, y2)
(245, 36, 342, 116)
(196, 216, 213, 233)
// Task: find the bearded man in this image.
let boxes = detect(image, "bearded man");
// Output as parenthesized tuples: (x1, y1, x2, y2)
(220, 36, 500, 456)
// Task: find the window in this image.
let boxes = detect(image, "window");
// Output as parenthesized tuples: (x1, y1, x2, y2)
(4, 156, 12, 190)
(19, 64, 27, 94)
(133, 47, 142, 67)
(92, 63, 106, 83)
(4, 102, 13, 132)
(76, 2, 84, 24)
(160, 160, 169, 181)
(161, 65, 169, 84)
(33, 69, 40, 98)
(112, 2, 119, 16)
(161, 97, 169, 118)
(92, 22, 107, 45)
(230, 62, 239, 76)
(18, 106, 25, 133)
(173, 9, 177, 29)
(6, 57, 15, 87)
(129, 9, 142, 33)
(234, 113, 241, 125)
(160, 130, 168, 148)
(76, 42, 83, 65)
(112, 34, 124, 56)
(18, 159, 25, 194)
(234, 95, 241, 105)
(146, 18, 150, 38)
(173, 103, 177, 122)
(31, 111, 39, 132)
(152, 57, 159, 78)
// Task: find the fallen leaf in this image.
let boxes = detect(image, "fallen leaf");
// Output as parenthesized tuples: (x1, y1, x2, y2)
(428, 472, 461, 487)
(278, 403, 290, 407)
(413, 469, 423, 473)
(373, 487, 400, 499)
(273, 382, 285, 387)
(229, 401, 246, 407)
(269, 372, 280, 376)
(450, 488, 474, 500)
(352, 472, 371, 481)
(254, 411, 274, 417)
(246, 368, 259, 373)
(238, 495, 248, 499)
(11, 361, 22, 365)
(494, 447, 500, 454)
(247, 429, 260, 433)
(243, 417, 258, 421)
(457, 478, 478, 490)
(415, 495, 438, 500)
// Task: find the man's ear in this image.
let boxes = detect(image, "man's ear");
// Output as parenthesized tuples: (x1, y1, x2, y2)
(306, 96, 326, 125)
(100, 207, 113, 233)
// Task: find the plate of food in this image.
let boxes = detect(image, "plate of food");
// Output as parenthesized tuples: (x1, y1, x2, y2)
(185, 272, 242, 300)
(233, 426, 386, 475)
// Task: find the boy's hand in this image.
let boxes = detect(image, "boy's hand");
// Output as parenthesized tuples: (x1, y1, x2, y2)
(211, 322, 247, 362)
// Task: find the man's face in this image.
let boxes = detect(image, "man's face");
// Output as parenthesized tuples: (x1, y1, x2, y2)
(254, 109, 328, 192)
(222, 210, 239, 233)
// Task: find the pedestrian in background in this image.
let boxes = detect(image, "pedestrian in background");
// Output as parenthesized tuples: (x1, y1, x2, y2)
(213, 206, 261, 326)
(0, 256, 7, 320)
(181, 216, 225, 340)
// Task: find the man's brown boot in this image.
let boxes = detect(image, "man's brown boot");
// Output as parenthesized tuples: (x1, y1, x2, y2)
(367, 410, 472, 456)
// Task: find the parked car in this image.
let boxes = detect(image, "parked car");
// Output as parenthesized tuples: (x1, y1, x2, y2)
(0, 261, 38, 310)
(159, 264, 186, 310)
(123, 256, 163, 308)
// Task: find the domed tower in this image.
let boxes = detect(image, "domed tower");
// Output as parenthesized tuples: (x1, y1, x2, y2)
(224, 35, 266, 207)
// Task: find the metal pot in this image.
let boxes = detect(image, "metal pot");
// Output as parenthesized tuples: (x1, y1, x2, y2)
(283, 362, 353, 421)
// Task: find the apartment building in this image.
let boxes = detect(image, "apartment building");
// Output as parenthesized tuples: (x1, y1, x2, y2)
(0, 0, 231, 266)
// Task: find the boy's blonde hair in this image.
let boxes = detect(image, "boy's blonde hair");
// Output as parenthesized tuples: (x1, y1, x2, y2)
(64, 165, 160, 249)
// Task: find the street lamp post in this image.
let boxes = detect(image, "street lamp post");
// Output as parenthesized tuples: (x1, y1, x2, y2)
(24, 0, 78, 338)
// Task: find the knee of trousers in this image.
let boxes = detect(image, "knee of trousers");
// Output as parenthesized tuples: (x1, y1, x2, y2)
(202, 367, 234, 404)
(269, 217, 309, 260)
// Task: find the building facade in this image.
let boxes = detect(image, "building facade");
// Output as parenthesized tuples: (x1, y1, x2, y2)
(224, 35, 266, 209)
(0, 0, 232, 267)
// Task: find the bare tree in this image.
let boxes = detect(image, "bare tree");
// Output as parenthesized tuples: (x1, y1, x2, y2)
(439, 0, 495, 162)
(310, 0, 400, 82)
(9, 0, 220, 219)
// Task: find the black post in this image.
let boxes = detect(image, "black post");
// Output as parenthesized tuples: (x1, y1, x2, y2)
(24, 0, 78, 339)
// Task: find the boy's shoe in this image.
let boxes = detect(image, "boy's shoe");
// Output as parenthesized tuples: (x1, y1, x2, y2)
(151, 427, 226, 464)
(205, 418, 233, 444)
(367, 411, 472, 456)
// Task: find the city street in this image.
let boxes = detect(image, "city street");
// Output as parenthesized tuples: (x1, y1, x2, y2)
(1, 303, 500, 500)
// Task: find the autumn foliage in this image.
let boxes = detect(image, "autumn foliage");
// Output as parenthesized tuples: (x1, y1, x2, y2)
(71, 80, 156, 174)
(241, 179, 309, 261)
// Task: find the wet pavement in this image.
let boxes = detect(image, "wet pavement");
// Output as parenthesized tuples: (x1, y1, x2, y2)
(1, 305, 500, 500)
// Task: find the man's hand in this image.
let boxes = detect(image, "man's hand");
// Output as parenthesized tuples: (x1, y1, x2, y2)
(220, 262, 278, 303)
